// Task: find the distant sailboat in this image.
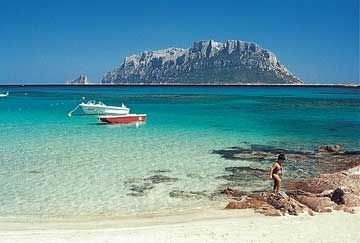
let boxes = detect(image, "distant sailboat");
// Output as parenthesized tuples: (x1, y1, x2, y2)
(0, 91, 9, 97)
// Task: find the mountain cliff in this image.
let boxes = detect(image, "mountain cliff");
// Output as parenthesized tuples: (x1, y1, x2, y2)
(101, 40, 303, 84)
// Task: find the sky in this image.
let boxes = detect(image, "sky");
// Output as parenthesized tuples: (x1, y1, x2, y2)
(0, 0, 358, 84)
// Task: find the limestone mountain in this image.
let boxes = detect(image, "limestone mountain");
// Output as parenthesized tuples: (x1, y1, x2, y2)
(101, 40, 303, 84)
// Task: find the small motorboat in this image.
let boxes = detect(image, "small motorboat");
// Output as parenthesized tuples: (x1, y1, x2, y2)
(68, 101, 130, 116)
(99, 114, 147, 124)
(0, 91, 9, 97)
(80, 101, 130, 115)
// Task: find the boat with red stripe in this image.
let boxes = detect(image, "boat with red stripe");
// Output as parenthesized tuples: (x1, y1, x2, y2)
(99, 114, 147, 124)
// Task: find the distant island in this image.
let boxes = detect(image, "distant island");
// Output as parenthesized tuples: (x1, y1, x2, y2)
(101, 40, 303, 85)
(66, 75, 92, 85)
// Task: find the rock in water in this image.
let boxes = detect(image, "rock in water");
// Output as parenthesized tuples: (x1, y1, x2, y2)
(67, 75, 91, 85)
(317, 144, 342, 153)
(101, 40, 303, 84)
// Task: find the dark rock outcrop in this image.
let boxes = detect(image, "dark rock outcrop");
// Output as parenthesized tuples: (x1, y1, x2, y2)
(331, 188, 345, 204)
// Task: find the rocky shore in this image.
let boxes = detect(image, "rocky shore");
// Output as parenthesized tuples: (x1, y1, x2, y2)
(222, 145, 360, 216)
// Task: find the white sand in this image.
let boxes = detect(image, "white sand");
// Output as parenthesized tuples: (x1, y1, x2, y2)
(0, 208, 359, 243)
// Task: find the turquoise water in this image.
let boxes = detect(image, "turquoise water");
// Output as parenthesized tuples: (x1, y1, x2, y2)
(0, 86, 359, 218)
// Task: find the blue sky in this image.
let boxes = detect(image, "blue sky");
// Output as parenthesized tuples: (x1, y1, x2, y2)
(0, 0, 358, 84)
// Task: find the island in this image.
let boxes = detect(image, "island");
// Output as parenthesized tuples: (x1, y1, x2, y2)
(101, 40, 303, 85)
(66, 75, 92, 85)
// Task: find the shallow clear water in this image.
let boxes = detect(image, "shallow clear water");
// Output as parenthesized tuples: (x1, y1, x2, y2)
(0, 86, 359, 218)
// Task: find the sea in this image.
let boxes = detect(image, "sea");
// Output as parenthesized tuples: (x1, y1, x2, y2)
(0, 85, 359, 219)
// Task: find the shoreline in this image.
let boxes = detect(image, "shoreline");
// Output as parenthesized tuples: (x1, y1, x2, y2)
(1, 164, 359, 242)
(0, 207, 359, 242)
(0, 83, 359, 88)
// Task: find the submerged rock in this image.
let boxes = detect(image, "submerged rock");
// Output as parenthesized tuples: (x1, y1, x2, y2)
(214, 143, 360, 181)
(221, 187, 250, 198)
(28, 170, 42, 174)
(125, 174, 179, 196)
(169, 190, 208, 199)
(216, 166, 268, 183)
(317, 144, 342, 153)
(127, 183, 154, 196)
(145, 175, 179, 184)
(285, 160, 360, 194)
(150, 169, 172, 173)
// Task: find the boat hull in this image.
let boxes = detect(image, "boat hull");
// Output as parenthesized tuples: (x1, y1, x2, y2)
(99, 114, 147, 124)
(80, 104, 130, 115)
(0, 92, 9, 97)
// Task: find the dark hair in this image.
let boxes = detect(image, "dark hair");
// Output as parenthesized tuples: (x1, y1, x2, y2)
(278, 153, 286, 161)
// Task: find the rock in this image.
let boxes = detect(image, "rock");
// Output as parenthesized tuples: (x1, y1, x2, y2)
(224, 192, 307, 216)
(285, 165, 360, 194)
(261, 192, 307, 216)
(145, 175, 179, 184)
(28, 170, 42, 174)
(127, 182, 154, 196)
(214, 144, 360, 179)
(343, 206, 356, 214)
(331, 188, 345, 204)
(225, 198, 282, 216)
(334, 204, 356, 214)
(150, 169, 172, 173)
(67, 75, 91, 85)
(343, 193, 360, 207)
(221, 187, 250, 198)
(317, 144, 342, 153)
(225, 198, 262, 209)
(216, 166, 268, 183)
(255, 205, 283, 216)
(221, 146, 360, 217)
(101, 40, 303, 84)
(169, 190, 208, 199)
(318, 189, 334, 198)
(295, 195, 336, 212)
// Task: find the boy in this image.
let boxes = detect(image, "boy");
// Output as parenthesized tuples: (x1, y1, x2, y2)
(269, 153, 285, 194)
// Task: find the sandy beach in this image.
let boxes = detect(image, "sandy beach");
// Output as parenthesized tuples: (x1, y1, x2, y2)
(0, 207, 359, 243)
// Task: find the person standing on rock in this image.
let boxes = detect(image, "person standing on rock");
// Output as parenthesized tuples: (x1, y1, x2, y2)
(269, 153, 285, 194)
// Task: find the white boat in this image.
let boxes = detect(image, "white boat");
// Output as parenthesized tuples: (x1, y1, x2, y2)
(0, 91, 9, 97)
(68, 101, 130, 116)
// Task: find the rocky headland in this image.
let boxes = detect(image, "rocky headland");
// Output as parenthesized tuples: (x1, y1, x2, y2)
(101, 40, 303, 84)
(221, 145, 360, 216)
